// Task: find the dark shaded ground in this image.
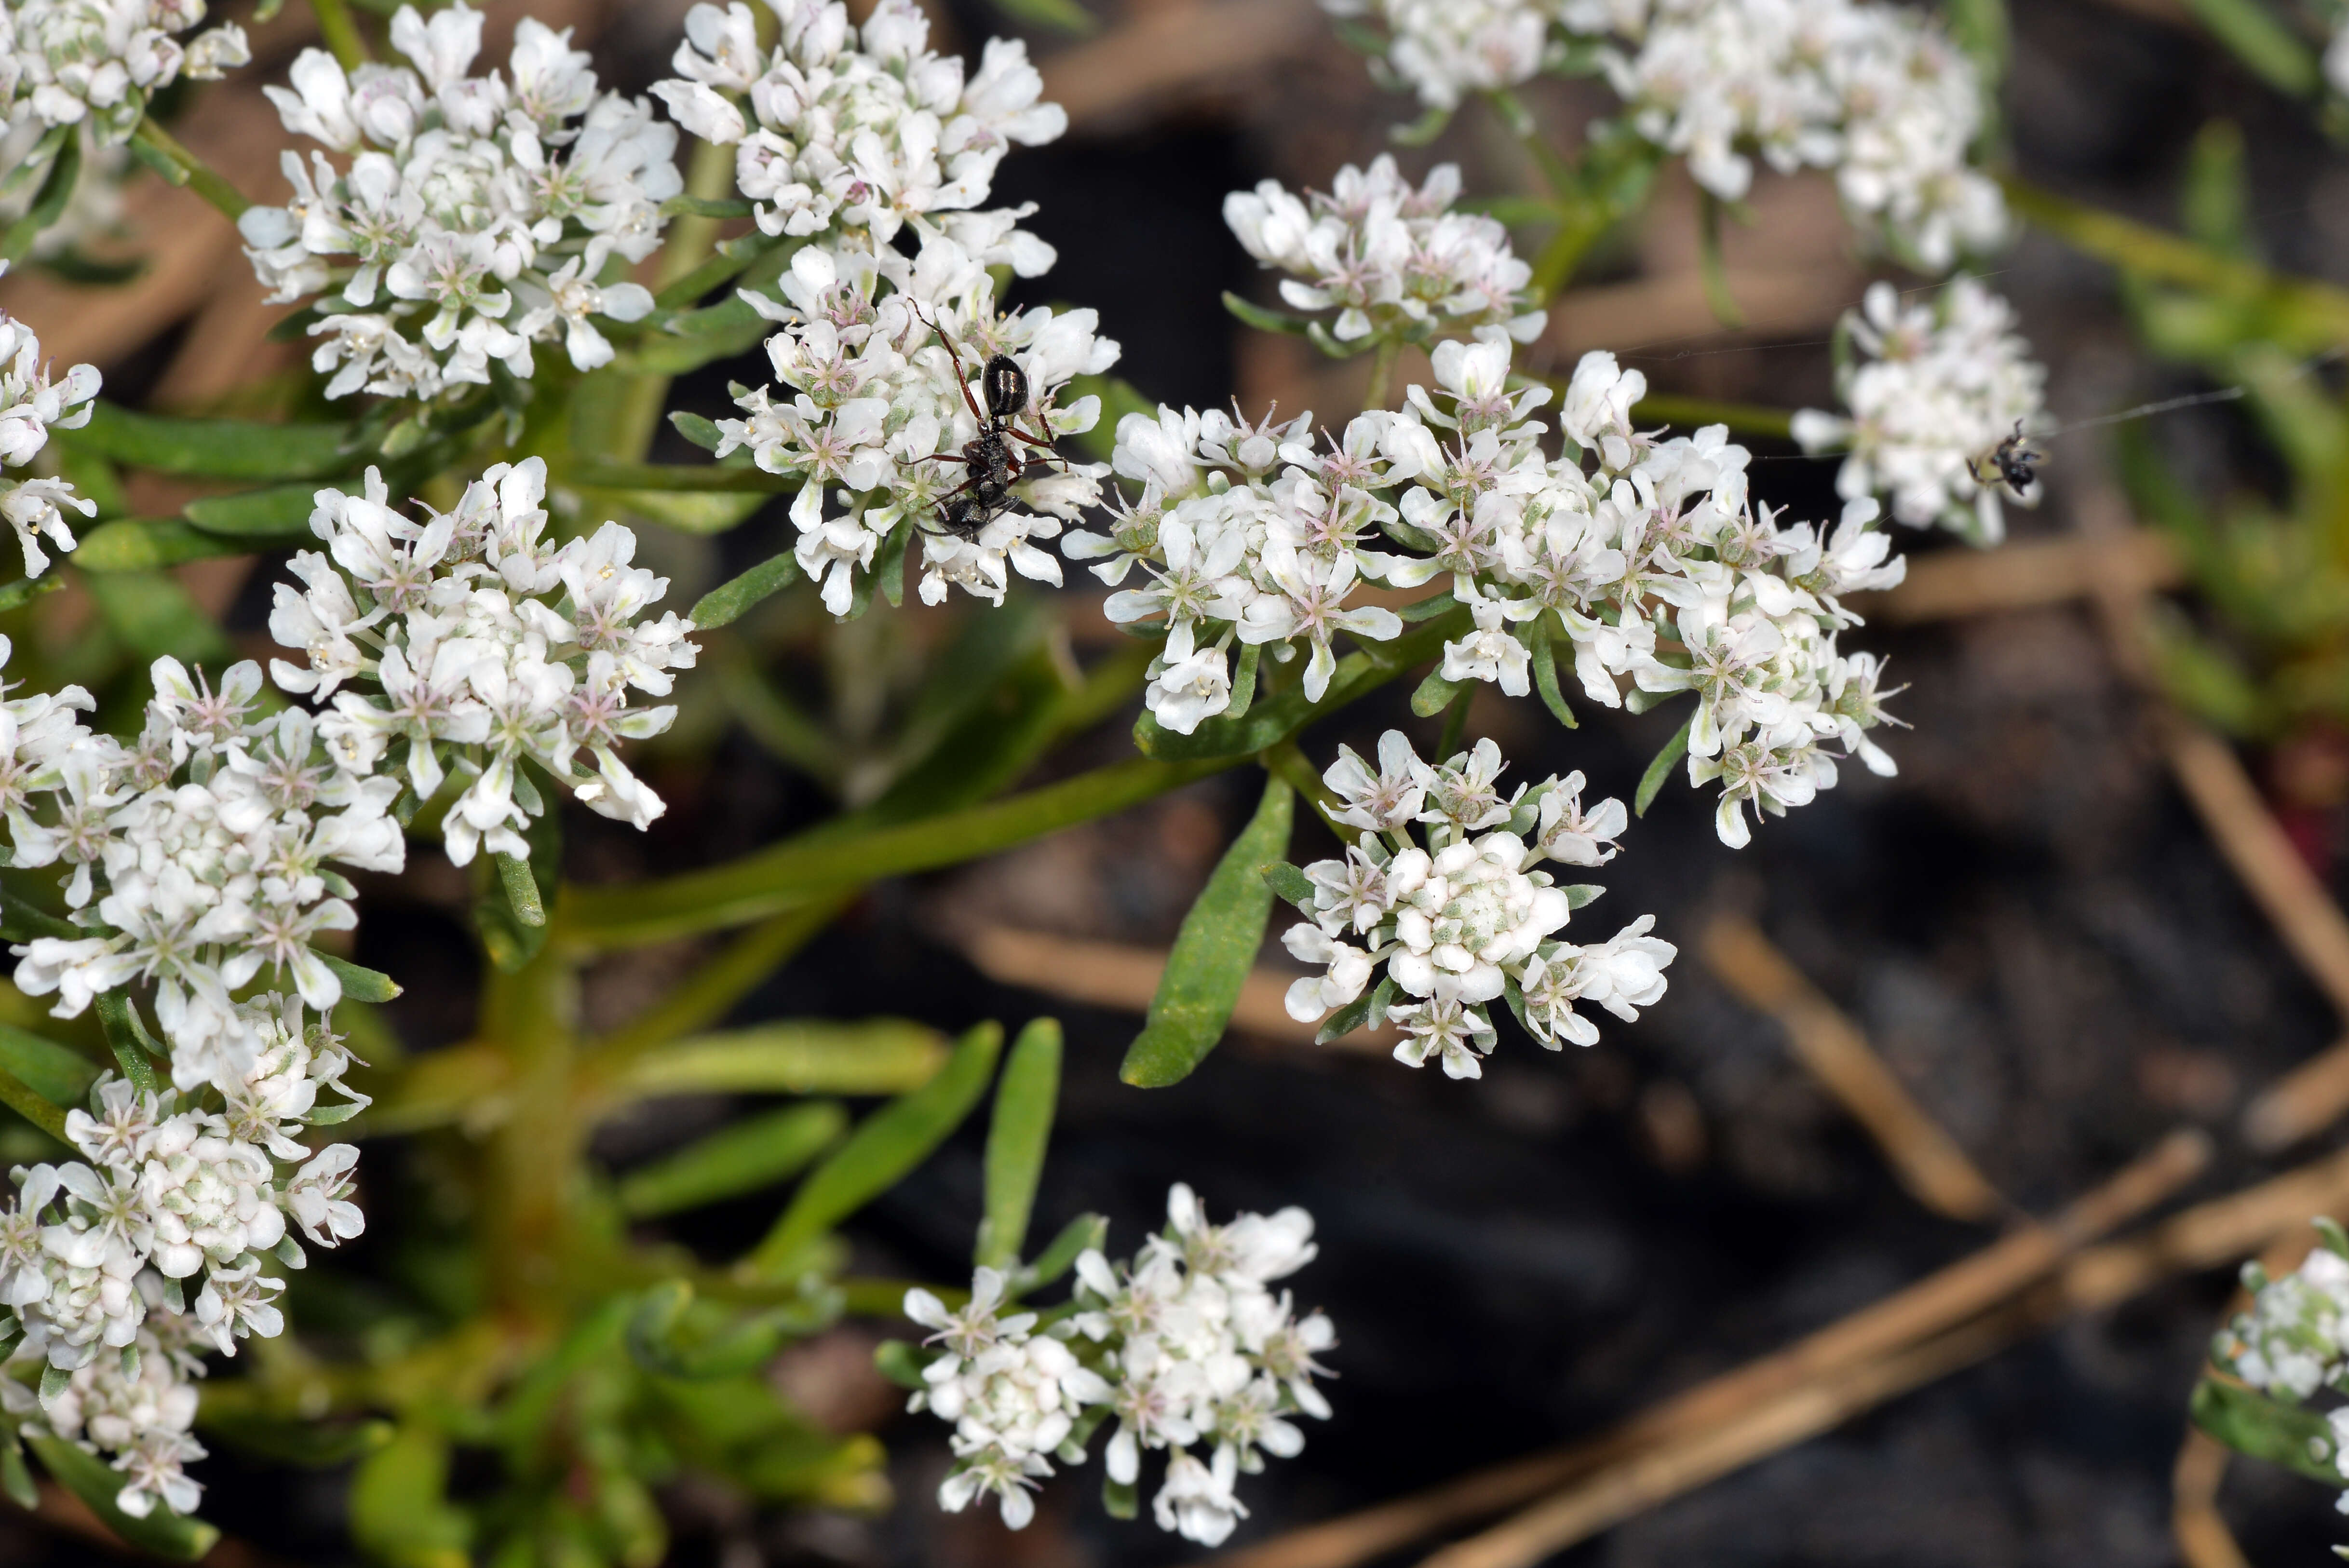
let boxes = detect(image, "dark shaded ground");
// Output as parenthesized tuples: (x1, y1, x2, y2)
(12, 0, 2349, 1564)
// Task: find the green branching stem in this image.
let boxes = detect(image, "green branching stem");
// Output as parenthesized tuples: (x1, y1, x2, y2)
(307, 0, 371, 70)
(1363, 337, 1402, 413)
(130, 118, 249, 220)
(480, 943, 581, 1323)
(609, 136, 742, 462)
(1626, 392, 1797, 441)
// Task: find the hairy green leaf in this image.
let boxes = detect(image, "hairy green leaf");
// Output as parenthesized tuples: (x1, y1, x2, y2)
(1528, 616, 1579, 728)
(2190, 1379, 2340, 1484)
(1121, 774, 1294, 1087)
(1634, 715, 1693, 817)
(92, 992, 160, 1098)
(976, 1018, 1062, 1271)
(1261, 859, 1316, 908)
(24, 1430, 220, 1558)
(1410, 665, 1468, 717)
(692, 552, 804, 629)
(64, 403, 354, 481)
(316, 950, 402, 1004)
(671, 410, 727, 452)
(0, 1024, 98, 1108)
(616, 1101, 849, 1217)
(617, 1019, 947, 1100)
(183, 482, 346, 538)
(750, 1021, 1004, 1272)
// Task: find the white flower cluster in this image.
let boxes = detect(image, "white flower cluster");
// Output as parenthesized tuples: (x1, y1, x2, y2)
(1792, 277, 2045, 544)
(0, 647, 402, 1068)
(1324, 0, 2006, 272)
(1279, 730, 1674, 1079)
(653, 0, 1065, 262)
(0, 119, 128, 260)
(661, 0, 1118, 615)
(906, 1184, 1333, 1547)
(709, 237, 1115, 613)
(238, 1, 680, 401)
(0, 0, 248, 146)
(269, 456, 697, 863)
(0, 268, 96, 579)
(2212, 1224, 2349, 1513)
(0, 996, 367, 1519)
(1225, 155, 1546, 349)
(1071, 338, 1910, 847)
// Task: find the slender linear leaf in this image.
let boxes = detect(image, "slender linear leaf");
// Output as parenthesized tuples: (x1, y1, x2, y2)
(560, 755, 1232, 946)
(616, 1101, 848, 1217)
(64, 403, 354, 480)
(0, 1024, 98, 1107)
(0, 1064, 66, 1141)
(1528, 617, 1578, 729)
(1634, 715, 1693, 817)
(671, 411, 727, 453)
(71, 517, 256, 572)
(750, 1022, 1004, 1271)
(975, 1018, 1062, 1271)
(1410, 666, 1467, 717)
(1222, 291, 1310, 337)
(84, 570, 230, 664)
(1315, 973, 1392, 1047)
(0, 132, 79, 265)
(183, 482, 343, 538)
(694, 553, 803, 631)
(318, 951, 402, 1003)
(0, 577, 63, 614)
(874, 1338, 929, 1389)
(661, 193, 756, 219)
(24, 1430, 219, 1558)
(1121, 774, 1294, 1087)
(201, 1413, 395, 1467)
(991, 0, 1097, 34)
(92, 992, 159, 1098)
(1261, 860, 1316, 907)
(616, 1020, 946, 1100)
(1010, 1212, 1106, 1297)
(2190, 1379, 2340, 1484)
(2177, 0, 2320, 95)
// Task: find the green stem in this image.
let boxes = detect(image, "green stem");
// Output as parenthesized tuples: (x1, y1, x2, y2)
(1627, 392, 1796, 441)
(481, 943, 580, 1323)
(307, 0, 371, 70)
(604, 136, 744, 464)
(1363, 337, 1402, 413)
(130, 117, 248, 220)
(1696, 191, 1744, 329)
(584, 896, 850, 1072)
(1261, 738, 1345, 837)
(555, 754, 1234, 948)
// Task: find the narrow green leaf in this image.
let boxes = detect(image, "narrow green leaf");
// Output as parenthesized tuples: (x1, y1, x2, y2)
(64, 403, 354, 481)
(0, 127, 67, 203)
(750, 1021, 1005, 1272)
(183, 482, 341, 538)
(0, 892, 74, 940)
(1634, 715, 1693, 817)
(693, 553, 803, 631)
(1410, 665, 1468, 718)
(1397, 591, 1458, 623)
(2177, 0, 2320, 95)
(671, 411, 727, 453)
(0, 1063, 67, 1142)
(1103, 1476, 1139, 1520)
(661, 193, 756, 219)
(1261, 860, 1316, 908)
(975, 1018, 1062, 1271)
(616, 1019, 947, 1100)
(1226, 640, 1261, 719)
(1010, 1213, 1106, 1298)
(1120, 774, 1294, 1088)
(71, 517, 254, 572)
(316, 950, 402, 1003)
(1314, 973, 1392, 1047)
(82, 570, 230, 665)
(201, 1413, 395, 1467)
(496, 852, 545, 929)
(1563, 883, 1605, 909)
(1221, 290, 1311, 338)
(0, 577, 63, 614)
(616, 1100, 849, 1217)
(1529, 617, 1578, 729)
(0, 1024, 98, 1107)
(1696, 190, 1745, 329)
(92, 991, 159, 1098)
(24, 1431, 219, 1557)
(990, 0, 1097, 34)
(2190, 1379, 2340, 1484)
(0, 1428, 34, 1510)
(873, 1338, 930, 1390)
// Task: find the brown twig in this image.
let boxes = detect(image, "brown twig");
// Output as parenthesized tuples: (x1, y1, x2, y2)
(1206, 1128, 2211, 1568)
(1414, 1139, 2349, 1568)
(1701, 914, 2006, 1222)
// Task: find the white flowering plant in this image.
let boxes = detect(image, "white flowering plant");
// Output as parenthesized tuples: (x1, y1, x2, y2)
(18, 0, 2305, 1556)
(2188, 1222, 2349, 1513)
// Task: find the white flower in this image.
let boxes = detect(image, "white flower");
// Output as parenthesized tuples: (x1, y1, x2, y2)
(1795, 277, 2046, 543)
(0, 277, 100, 578)
(1225, 154, 1544, 346)
(271, 458, 695, 865)
(3, 0, 244, 143)
(2220, 1233, 2349, 1403)
(240, 3, 680, 399)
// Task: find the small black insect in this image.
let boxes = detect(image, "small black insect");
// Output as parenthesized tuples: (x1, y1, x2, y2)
(911, 308, 1066, 540)
(1968, 419, 2042, 498)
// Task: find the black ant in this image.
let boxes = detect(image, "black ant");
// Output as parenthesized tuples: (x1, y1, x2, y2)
(909, 307, 1066, 540)
(1968, 420, 2042, 498)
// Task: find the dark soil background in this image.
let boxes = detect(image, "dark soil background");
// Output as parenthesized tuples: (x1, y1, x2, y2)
(11, 0, 2349, 1564)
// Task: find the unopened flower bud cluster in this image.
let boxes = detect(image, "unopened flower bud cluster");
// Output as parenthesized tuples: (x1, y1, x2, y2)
(240, 1, 680, 401)
(0, 266, 98, 579)
(1225, 155, 1547, 348)
(1793, 277, 2047, 544)
(0, 996, 368, 1521)
(1070, 334, 1910, 847)
(1324, 0, 2007, 271)
(1, 0, 247, 146)
(1280, 730, 1674, 1079)
(905, 1184, 1333, 1546)
(662, 0, 1118, 613)
(269, 456, 697, 864)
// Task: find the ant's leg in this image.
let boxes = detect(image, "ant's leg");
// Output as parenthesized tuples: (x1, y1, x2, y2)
(911, 302, 991, 429)
(911, 452, 968, 465)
